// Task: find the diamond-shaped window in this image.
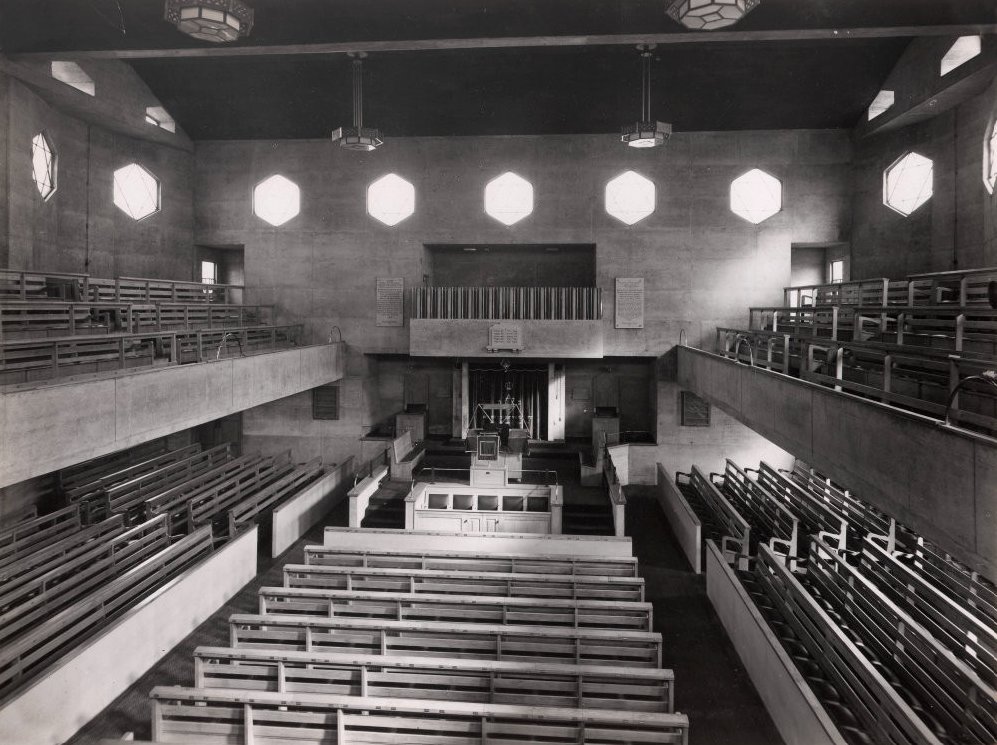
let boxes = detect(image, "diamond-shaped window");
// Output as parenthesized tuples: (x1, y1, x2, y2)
(884, 153, 933, 217)
(253, 175, 300, 227)
(730, 169, 782, 224)
(368, 174, 415, 226)
(113, 163, 160, 220)
(940, 36, 981, 76)
(31, 132, 57, 201)
(605, 171, 655, 225)
(484, 172, 533, 226)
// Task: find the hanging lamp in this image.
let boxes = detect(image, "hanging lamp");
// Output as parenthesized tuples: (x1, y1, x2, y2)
(620, 45, 671, 149)
(666, 0, 760, 31)
(164, 0, 253, 43)
(332, 53, 384, 152)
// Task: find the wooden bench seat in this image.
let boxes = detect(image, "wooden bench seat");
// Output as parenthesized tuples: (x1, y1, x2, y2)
(150, 686, 690, 745)
(0, 524, 213, 696)
(87, 275, 235, 305)
(64, 443, 202, 505)
(389, 429, 425, 481)
(676, 467, 750, 568)
(100, 444, 233, 521)
(229, 613, 663, 667)
(806, 541, 997, 743)
(257, 586, 653, 630)
(191, 646, 675, 712)
(753, 543, 948, 745)
(228, 458, 325, 537)
(1, 300, 102, 337)
(302, 544, 639, 577)
(0, 504, 81, 569)
(717, 460, 802, 563)
(788, 460, 893, 539)
(0, 515, 169, 647)
(283, 563, 645, 602)
(0, 333, 161, 383)
(58, 439, 170, 494)
(187, 452, 296, 532)
(752, 462, 847, 551)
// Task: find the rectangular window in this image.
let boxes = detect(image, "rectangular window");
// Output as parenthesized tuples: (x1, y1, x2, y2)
(680, 391, 711, 427)
(829, 260, 844, 284)
(312, 385, 340, 420)
(201, 260, 218, 285)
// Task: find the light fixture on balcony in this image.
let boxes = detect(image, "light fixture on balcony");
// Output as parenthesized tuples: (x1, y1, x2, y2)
(621, 45, 671, 149)
(164, 0, 254, 43)
(332, 53, 384, 152)
(666, 0, 760, 30)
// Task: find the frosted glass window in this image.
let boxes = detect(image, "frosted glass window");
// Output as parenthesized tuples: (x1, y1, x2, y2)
(367, 173, 415, 226)
(31, 132, 57, 201)
(484, 172, 533, 226)
(605, 171, 655, 225)
(51, 61, 95, 96)
(253, 175, 300, 227)
(867, 90, 895, 121)
(113, 164, 160, 220)
(829, 260, 844, 284)
(884, 153, 933, 217)
(985, 121, 997, 196)
(201, 260, 218, 285)
(730, 169, 782, 224)
(940, 36, 981, 76)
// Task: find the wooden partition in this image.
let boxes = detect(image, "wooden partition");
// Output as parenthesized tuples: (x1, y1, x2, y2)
(271, 458, 353, 557)
(655, 463, 702, 574)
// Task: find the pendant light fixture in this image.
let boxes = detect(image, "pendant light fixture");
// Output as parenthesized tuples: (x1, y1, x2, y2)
(164, 0, 253, 43)
(666, 0, 760, 31)
(332, 53, 384, 152)
(620, 45, 671, 149)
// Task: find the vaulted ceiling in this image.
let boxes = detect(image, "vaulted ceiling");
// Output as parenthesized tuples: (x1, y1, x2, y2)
(1, 0, 994, 139)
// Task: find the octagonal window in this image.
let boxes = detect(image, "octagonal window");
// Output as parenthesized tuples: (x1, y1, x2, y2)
(253, 175, 300, 227)
(484, 172, 533, 226)
(605, 171, 655, 225)
(985, 120, 997, 196)
(113, 163, 160, 220)
(884, 153, 933, 216)
(730, 169, 782, 224)
(31, 132, 57, 201)
(368, 173, 415, 226)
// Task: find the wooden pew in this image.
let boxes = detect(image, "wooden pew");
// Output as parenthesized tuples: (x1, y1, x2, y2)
(57, 439, 170, 494)
(229, 613, 663, 667)
(389, 429, 425, 481)
(0, 333, 162, 384)
(676, 466, 750, 568)
(0, 515, 169, 647)
(787, 460, 893, 540)
(806, 541, 997, 743)
(753, 543, 947, 745)
(0, 504, 81, 569)
(0, 524, 213, 696)
(0, 269, 88, 301)
(150, 686, 690, 745)
(302, 544, 639, 577)
(907, 266, 997, 307)
(64, 443, 202, 505)
(100, 444, 233, 521)
(87, 275, 236, 305)
(1, 300, 101, 338)
(751, 461, 847, 551)
(859, 537, 997, 686)
(185, 452, 295, 532)
(716, 460, 802, 564)
(227, 459, 325, 537)
(257, 586, 653, 630)
(283, 563, 645, 602)
(142, 452, 268, 529)
(191, 646, 675, 712)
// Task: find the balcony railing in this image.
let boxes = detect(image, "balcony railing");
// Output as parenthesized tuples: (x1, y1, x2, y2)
(411, 286, 602, 321)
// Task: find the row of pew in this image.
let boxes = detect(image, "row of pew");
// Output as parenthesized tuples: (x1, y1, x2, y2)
(0, 436, 335, 703)
(147, 536, 691, 744)
(0, 269, 301, 384)
(676, 458, 996, 745)
(718, 266, 997, 434)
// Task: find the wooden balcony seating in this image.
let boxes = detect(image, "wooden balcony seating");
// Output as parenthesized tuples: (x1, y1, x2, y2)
(0, 504, 82, 569)
(674, 467, 750, 568)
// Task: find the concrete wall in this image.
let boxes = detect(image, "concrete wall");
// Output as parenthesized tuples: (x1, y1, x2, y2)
(0, 343, 344, 489)
(678, 345, 997, 576)
(196, 130, 852, 463)
(851, 78, 997, 277)
(0, 69, 194, 277)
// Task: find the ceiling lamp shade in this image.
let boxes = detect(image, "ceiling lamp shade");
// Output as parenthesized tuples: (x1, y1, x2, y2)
(621, 45, 672, 149)
(165, 0, 253, 43)
(332, 53, 384, 152)
(666, 0, 760, 30)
